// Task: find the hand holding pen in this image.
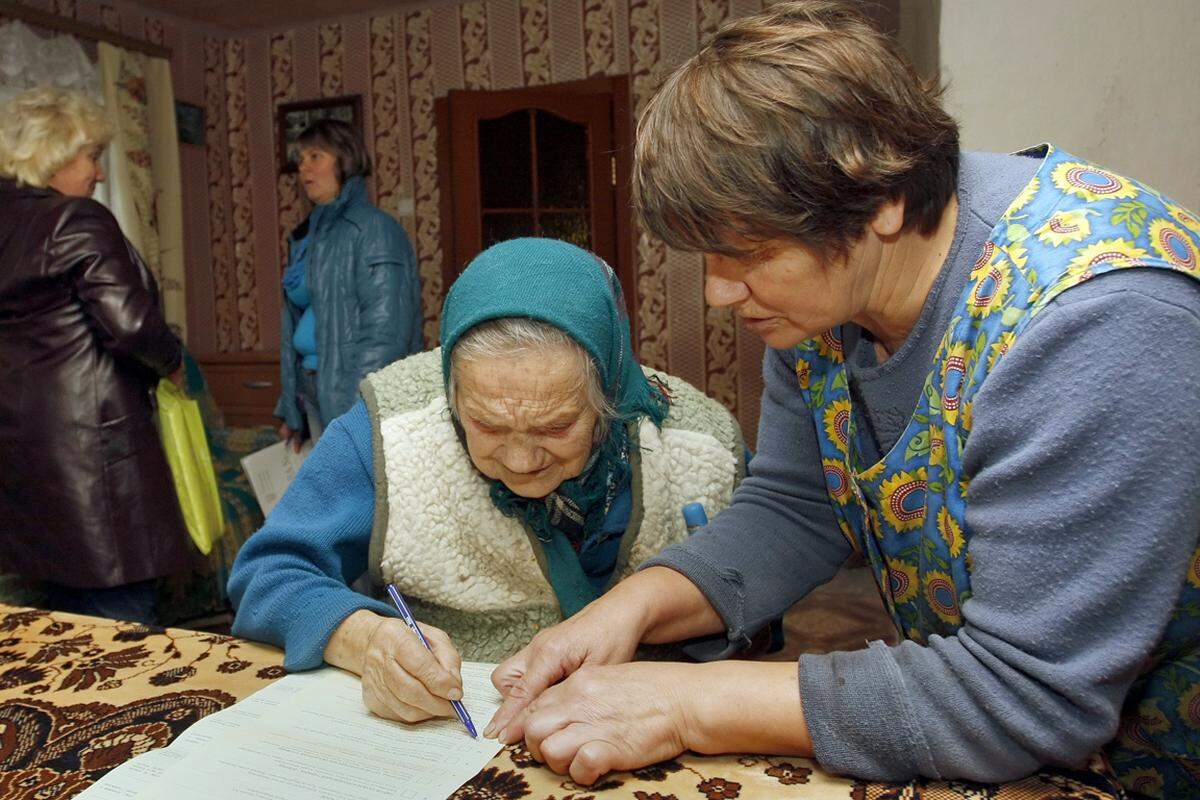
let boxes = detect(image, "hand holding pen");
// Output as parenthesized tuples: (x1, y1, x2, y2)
(385, 584, 478, 738)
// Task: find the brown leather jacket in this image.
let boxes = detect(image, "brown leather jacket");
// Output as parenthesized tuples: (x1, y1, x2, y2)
(0, 178, 193, 588)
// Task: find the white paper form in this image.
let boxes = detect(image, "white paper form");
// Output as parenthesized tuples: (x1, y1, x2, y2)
(239, 439, 313, 516)
(122, 664, 502, 800)
(74, 676, 312, 798)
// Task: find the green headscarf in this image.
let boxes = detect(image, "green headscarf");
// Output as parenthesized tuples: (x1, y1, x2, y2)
(440, 238, 668, 617)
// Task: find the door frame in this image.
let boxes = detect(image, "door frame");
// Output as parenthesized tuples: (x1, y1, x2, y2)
(436, 75, 636, 337)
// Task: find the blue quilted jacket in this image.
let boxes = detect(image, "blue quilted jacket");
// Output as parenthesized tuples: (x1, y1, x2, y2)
(275, 176, 423, 430)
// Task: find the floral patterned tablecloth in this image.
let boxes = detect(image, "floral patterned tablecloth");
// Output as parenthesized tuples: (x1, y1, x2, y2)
(0, 605, 1124, 800)
(450, 743, 1128, 800)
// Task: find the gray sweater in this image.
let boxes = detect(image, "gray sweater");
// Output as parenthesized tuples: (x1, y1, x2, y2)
(645, 151, 1200, 781)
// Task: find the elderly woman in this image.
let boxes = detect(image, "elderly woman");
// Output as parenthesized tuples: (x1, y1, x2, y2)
(485, 3, 1200, 798)
(0, 87, 189, 623)
(230, 237, 745, 724)
(277, 119, 422, 449)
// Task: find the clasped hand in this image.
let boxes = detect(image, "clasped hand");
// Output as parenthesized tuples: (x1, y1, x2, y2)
(510, 662, 699, 786)
(481, 602, 702, 785)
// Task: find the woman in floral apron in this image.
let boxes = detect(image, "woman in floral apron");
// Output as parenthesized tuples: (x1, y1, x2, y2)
(480, 3, 1200, 799)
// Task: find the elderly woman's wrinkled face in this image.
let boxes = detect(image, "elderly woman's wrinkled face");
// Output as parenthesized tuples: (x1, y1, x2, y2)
(298, 146, 340, 205)
(48, 145, 104, 198)
(455, 346, 599, 499)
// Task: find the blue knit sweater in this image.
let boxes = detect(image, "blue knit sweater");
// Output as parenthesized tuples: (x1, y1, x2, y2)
(644, 152, 1200, 782)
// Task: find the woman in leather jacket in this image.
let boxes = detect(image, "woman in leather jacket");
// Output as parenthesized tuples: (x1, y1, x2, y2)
(0, 88, 191, 623)
(276, 120, 422, 450)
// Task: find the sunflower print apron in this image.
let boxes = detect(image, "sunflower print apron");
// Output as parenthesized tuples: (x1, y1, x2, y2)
(796, 145, 1200, 798)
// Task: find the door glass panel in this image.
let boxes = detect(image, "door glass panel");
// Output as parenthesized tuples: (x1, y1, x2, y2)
(540, 212, 591, 250)
(482, 212, 536, 248)
(479, 111, 532, 209)
(535, 110, 588, 209)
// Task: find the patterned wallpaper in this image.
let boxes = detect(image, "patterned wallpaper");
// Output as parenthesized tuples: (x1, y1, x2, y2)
(235, 0, 768, 439)
(9, 0, 771, 443)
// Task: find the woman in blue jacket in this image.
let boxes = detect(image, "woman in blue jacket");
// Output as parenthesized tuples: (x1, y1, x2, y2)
(276, 119, 422, 448)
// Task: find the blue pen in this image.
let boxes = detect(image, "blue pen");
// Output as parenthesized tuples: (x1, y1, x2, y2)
(385, 583, 478, 738)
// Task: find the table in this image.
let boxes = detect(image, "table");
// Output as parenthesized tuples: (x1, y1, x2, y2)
(0, 605, 1124, 800)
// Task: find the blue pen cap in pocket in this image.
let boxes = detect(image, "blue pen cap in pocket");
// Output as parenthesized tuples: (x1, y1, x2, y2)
(682, 502, 708, 533)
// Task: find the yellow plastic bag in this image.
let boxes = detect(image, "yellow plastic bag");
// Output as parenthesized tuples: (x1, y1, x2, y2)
(156, 379, 225, 555)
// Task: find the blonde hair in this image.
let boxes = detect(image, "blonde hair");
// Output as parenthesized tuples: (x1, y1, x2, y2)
(0, 87, 112, 187)
(634, 0, 958, 258)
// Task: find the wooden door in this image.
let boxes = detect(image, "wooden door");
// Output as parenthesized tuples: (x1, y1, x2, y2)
(441, 79, 634, 297)
(439, 77, 635, 334)
(450, 89, 614, 268)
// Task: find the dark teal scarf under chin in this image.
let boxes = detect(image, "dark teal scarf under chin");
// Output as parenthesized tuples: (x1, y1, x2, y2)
(441, 238, 668, 618)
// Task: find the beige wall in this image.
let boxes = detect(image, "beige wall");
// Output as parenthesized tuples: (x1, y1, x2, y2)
(933, 0, 1200, 211)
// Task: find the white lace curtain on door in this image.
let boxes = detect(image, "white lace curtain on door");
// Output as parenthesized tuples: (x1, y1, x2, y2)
(0, 20, 98, 105)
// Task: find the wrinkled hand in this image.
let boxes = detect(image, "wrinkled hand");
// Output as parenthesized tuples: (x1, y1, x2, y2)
(358, 616, 464, 724)
(515, 662, 697, 786)
(277, 423, 304, 453)
(485, 603, 643, 742)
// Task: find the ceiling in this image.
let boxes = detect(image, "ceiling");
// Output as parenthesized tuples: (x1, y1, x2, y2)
(130, 0, 422, 31)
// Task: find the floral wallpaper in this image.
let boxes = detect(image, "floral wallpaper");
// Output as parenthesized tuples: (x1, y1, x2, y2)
(14, 0, 769, 441)
(216, 0, 767, 439)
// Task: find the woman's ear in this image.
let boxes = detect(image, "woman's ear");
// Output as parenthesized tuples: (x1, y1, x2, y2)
(870, 197, 905, 238)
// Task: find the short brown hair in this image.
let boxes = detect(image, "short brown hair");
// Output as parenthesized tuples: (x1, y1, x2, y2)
(634, 0, 959, 257)
(297, 118, 371, 180)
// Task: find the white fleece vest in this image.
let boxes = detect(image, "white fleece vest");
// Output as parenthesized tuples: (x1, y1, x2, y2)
(361, 349, 744, 661)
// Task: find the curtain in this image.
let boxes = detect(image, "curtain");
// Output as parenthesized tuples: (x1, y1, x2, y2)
(97, 42, 187, 340)
(0, 20, 98, 105)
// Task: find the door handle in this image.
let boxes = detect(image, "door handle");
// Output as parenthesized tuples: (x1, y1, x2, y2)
(242, 380, 274, 389)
